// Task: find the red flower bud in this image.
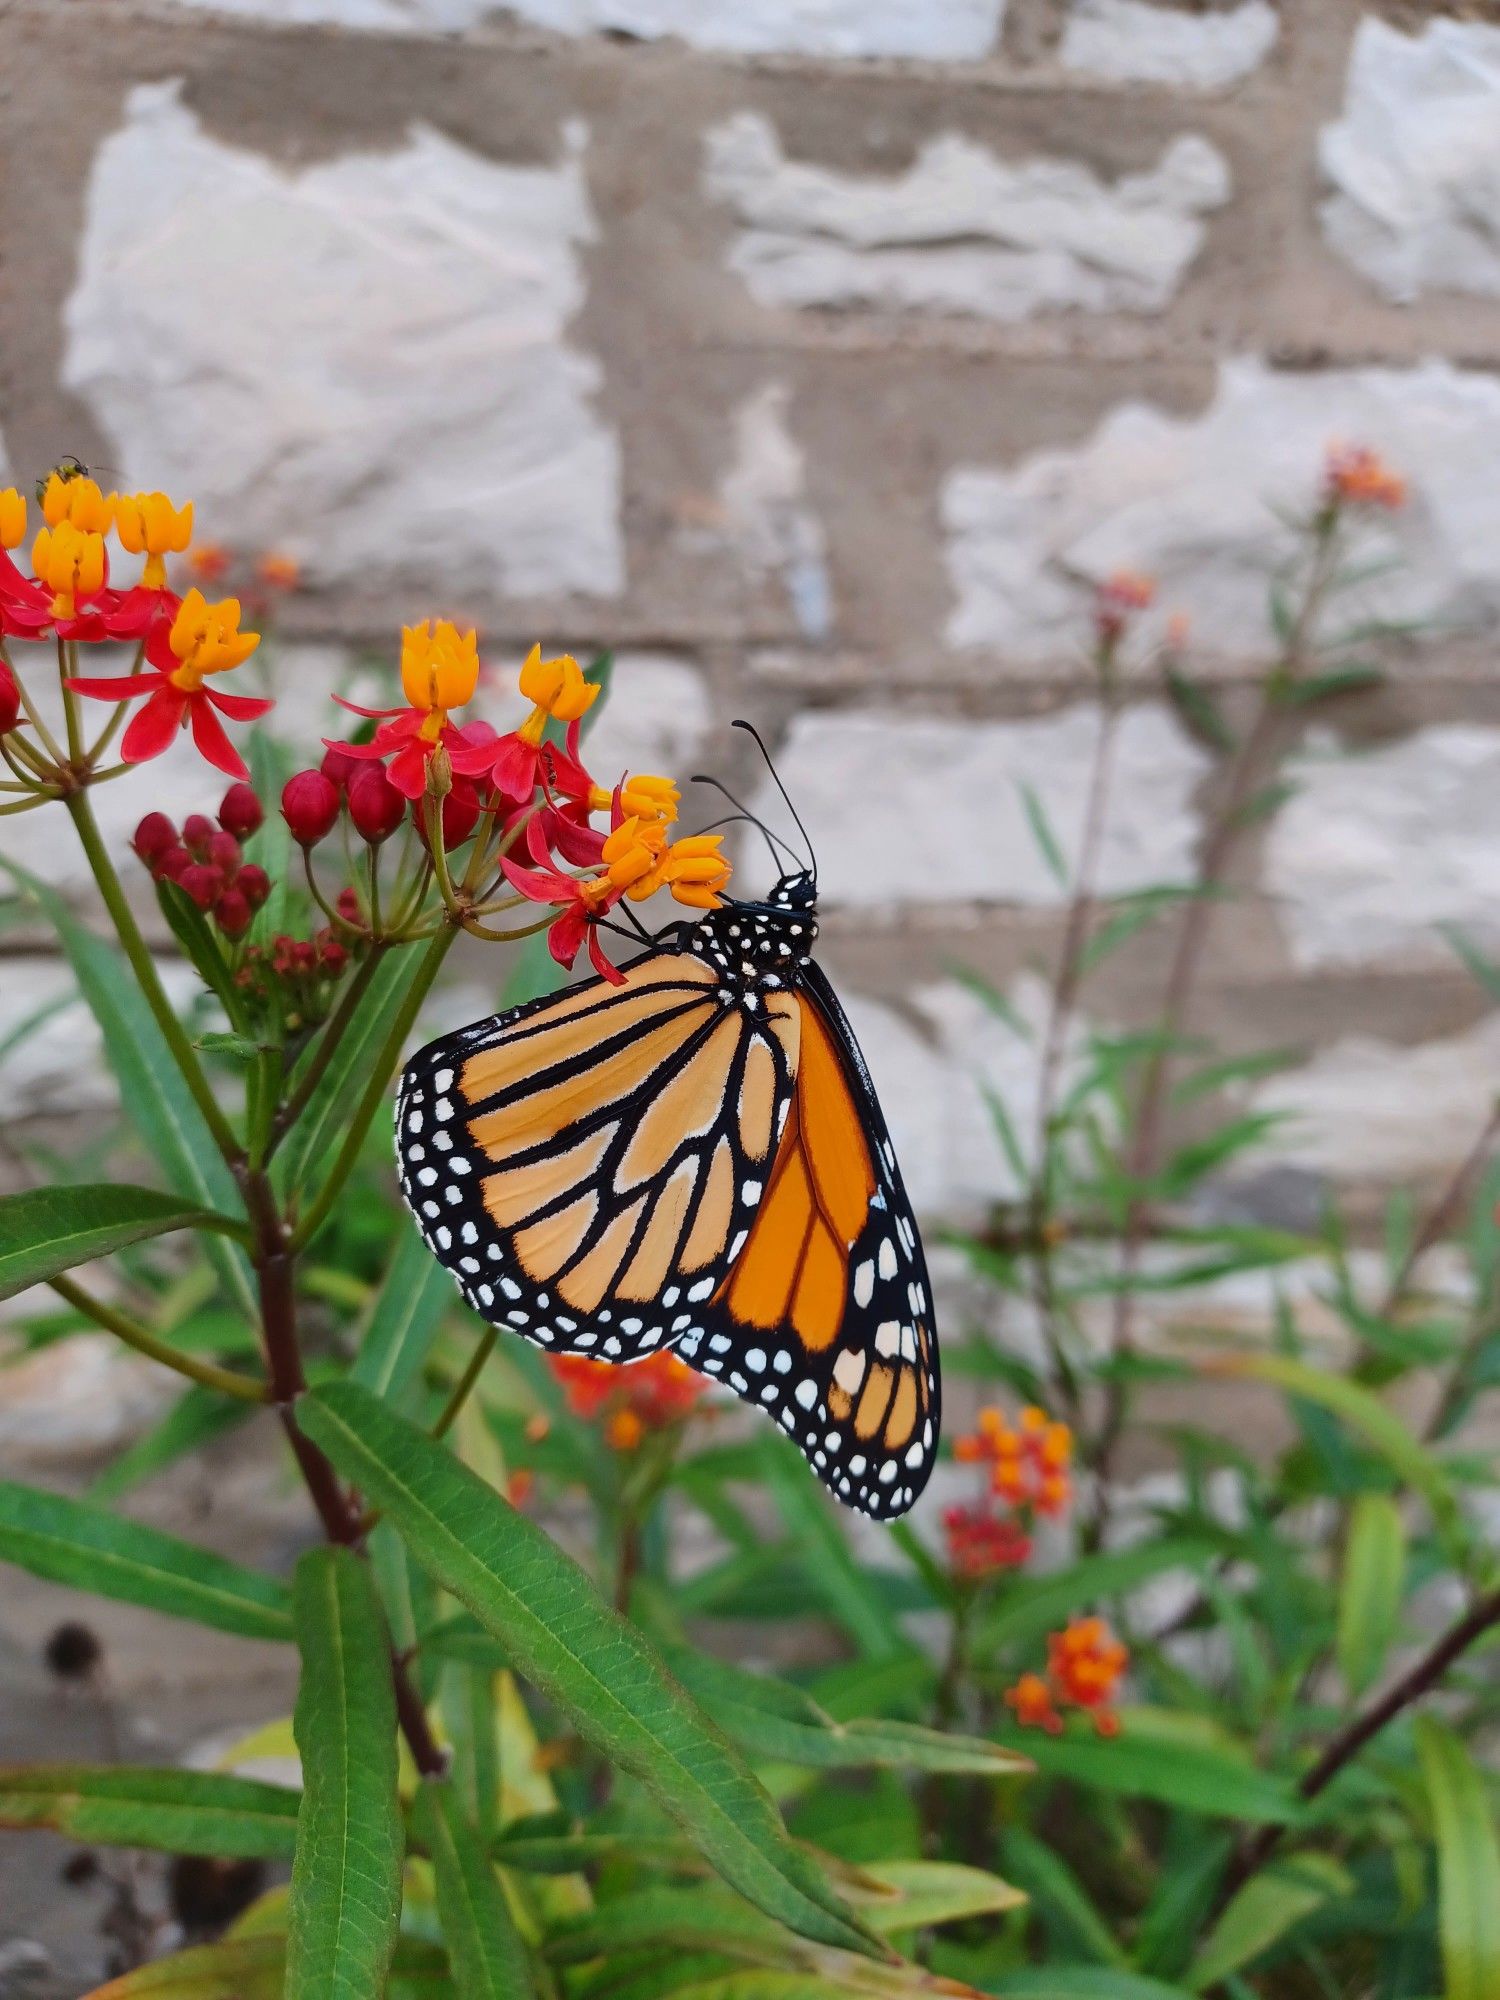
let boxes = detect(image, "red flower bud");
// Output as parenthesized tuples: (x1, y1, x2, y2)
(238, 863, 270, 909)
(336, 887, 362, 924)
(157, 845, 193, 883)
(0, 665, 20, 736)
(320, 746, 363, 793)
(218, 783, 263, 839)
(320, 938, 349, 975)
(281, 770, 340, 847)
(419, 778, 483, 854)
(179, 863, 223, 911)
(347, 765, 405, 845)
(182, 813, 217, 858)
(215, 889, 253, 940)
(133, 813, 178, 866)
(207, 830, 242, 876)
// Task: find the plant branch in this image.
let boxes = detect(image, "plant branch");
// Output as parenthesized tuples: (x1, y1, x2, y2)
(432, 1326, 499, 1442)
(48, 1274, 269, 1403)
(1224, 1579, 1500, 1899)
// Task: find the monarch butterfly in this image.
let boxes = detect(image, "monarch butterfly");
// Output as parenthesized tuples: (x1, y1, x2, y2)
(395, 759, 940, 1520)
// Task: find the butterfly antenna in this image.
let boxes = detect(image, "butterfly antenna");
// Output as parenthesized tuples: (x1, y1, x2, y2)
(730, 719, 817, 883)
(689, 776, 800, 877)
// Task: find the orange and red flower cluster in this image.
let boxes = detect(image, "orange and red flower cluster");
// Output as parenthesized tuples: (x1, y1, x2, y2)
(550, 1351, 707, 1453)
(943, 1405, 1073, 1583)
(1005, 1617, 1130, 1738)
(1324, 443, 1406, 513)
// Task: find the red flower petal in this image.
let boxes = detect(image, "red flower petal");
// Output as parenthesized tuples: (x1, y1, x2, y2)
(548, 905, 588, 969)
(320, 736, 390, 763)
(332, 694, 406, 720)
(498, 852, 570, 905)
(587, 922, 624, 985)
(120, 687, 188, 763)
(187, 694, 250, 781)
(67, 670, 170, 702)
(542, 806, 605, 869)
(205, 688, 275, 722)
(386, 740, 432, 799)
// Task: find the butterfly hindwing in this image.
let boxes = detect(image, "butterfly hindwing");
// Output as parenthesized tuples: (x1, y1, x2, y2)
(396, 946, 800, 1363)
(682, 963, 940, 1519)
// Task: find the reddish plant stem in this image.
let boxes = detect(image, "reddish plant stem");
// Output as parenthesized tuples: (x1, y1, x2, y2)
(1223, 1581, 1500, 1899)
(242, 1167, 446, 1777)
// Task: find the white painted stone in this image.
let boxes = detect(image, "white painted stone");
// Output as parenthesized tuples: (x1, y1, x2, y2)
(1252, 1014, 1500, 1183)
(0, 1334, 172, 1465)
(1320, 17, 1500, 303)
(944, 358, 1500, 659)
(167, 0, 1006, 52)
(576, 653, 712, 785)
(704, 113, 1229, 321)
(1264, 725, 1500, 971)
(1060, 0, 1278, 89)
(755, 701, 1208, 907)
(64, 82, 623, 602)
(693, 384, 832, 642)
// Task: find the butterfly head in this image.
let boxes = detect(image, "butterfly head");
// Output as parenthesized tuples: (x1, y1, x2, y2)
(767, 867, 816, 914)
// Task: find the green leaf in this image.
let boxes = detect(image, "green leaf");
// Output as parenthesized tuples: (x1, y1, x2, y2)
(1015, 1722, 1301, 1824)
(1336, 1493, 1406, 1696)
(664, 1648, 1027, 1778)
(155, 878, 245, 1027)
(1020, 782, 1069, 887)
(0, 1764, 299, 1857)
(0, 1479, 292, 1641)
(80, 1938, 451, 1999)
(0, 1184, 240, 1302)
(275, 946, 429, 1200)
(286, 1547, 405, 2000)
(1207, 1354, 1463, 1554)
(1000, 1825, 1125, 1967)
(1188, 1852, 1351, 1991)
(851, 1859, 1024, 1934)
(757, 1443, 906, 1662)
(1165, 666, 1235, 752)
(414, 1777, 536, 1999)
(1416, 1715, 1500, 2000)
(0, 858, 257, 1322)
(543, 1889, 791, 1970)
(298, 1382, 880, 1959)
(352, 1225, 459, 1406)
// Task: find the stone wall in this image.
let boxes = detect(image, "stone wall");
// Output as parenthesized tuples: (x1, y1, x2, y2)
(4, 0, 1500, 1225)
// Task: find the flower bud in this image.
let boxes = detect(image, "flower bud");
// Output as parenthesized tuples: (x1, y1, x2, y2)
(179, 864, 223, 911)
(157, 844, 193, 883)
(132, 812, 178, 866)
(215, 889, 253, 940)
(347, 765, 405, 845)
(0, 664, 20, 735)
(319, 747, 362, 793)
(426, 743, 453, 801)
(418, 777, 482, 854)
(335, 886, 362, 925)
(218, 783, 263, 839)
(238, 863, 270, 909)
(319, 937, 349, 976)
(281, 770, 340, 847)
(207, 830, 242, 875)
(182, 813, 216, 858)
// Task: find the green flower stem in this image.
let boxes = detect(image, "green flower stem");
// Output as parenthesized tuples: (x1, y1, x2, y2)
(300, 845, 348, 929)
(0, 795, 58, 816)
(431, 1325, 499, 1442)
(263, 942, 391, 1160)
(65, 787, 245, 1169)
(288, 921, 457, 1251)
(49, 1273, 269, 1404)
(6, 653, 68, 768)
(59, 638, 83, 764)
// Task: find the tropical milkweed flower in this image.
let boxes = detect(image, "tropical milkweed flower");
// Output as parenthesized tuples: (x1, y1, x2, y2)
(500, 813, 666, 982)
(550, 1350, 706, 1451)
(625, 830, 732, 911)
(40, 469, 114, 535)
(1094, 568, 1156, 645)
(943, 1504, 1032, 1580)
(451, 644, 599, 803)
(955, 1404, 1073, 1518)
(1324, 443, 1405, 512)
(324, 620, 488, 800)
(6, 520, 113, 639)
(68, 588, 270, 780)
(109, 490, 193, 636)
(1005, 1617, 1129, 1739)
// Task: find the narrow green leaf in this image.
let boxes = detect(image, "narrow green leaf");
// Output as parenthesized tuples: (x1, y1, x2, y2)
(976, 1539, 1216, 1655)
(993, 1975, 1196, 1999)
(1188, 1852, 1350, 1991)
(1000, 1825, 1126, 1967)
(665, 1648, 1027, 1777)
(1019, 782, 1069, 887)
(1336, 1493, 1406, 1695)
(1015, 1724, 1300, 1824)
(299, 1382, 881, 1959)
(276, 946, 429, 1199)
(1165, 666, 1235, 753)
(0, 1184, 237, 1301)
(758, 1443, 904, 1662)
(850, 1858, 1024, 1934)
(155, 878, 245, 1026)
(352, 1225, 459, 1405)
(82, 1938, 287, 1998)
(0, 1479, 292, 1641)
(415, 1778, 537, 1999)
(1416, 1715, 1500, 2000)
(0, 1764, 298, 1857)
(0, 858, 256, 1321)
(286, 1547, 405, 2000)
(88, 1384, 254, 1502)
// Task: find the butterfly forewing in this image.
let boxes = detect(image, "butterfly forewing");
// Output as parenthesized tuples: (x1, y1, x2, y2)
(680, 965, 940, 1519)
(396, 948, 800, 1362)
